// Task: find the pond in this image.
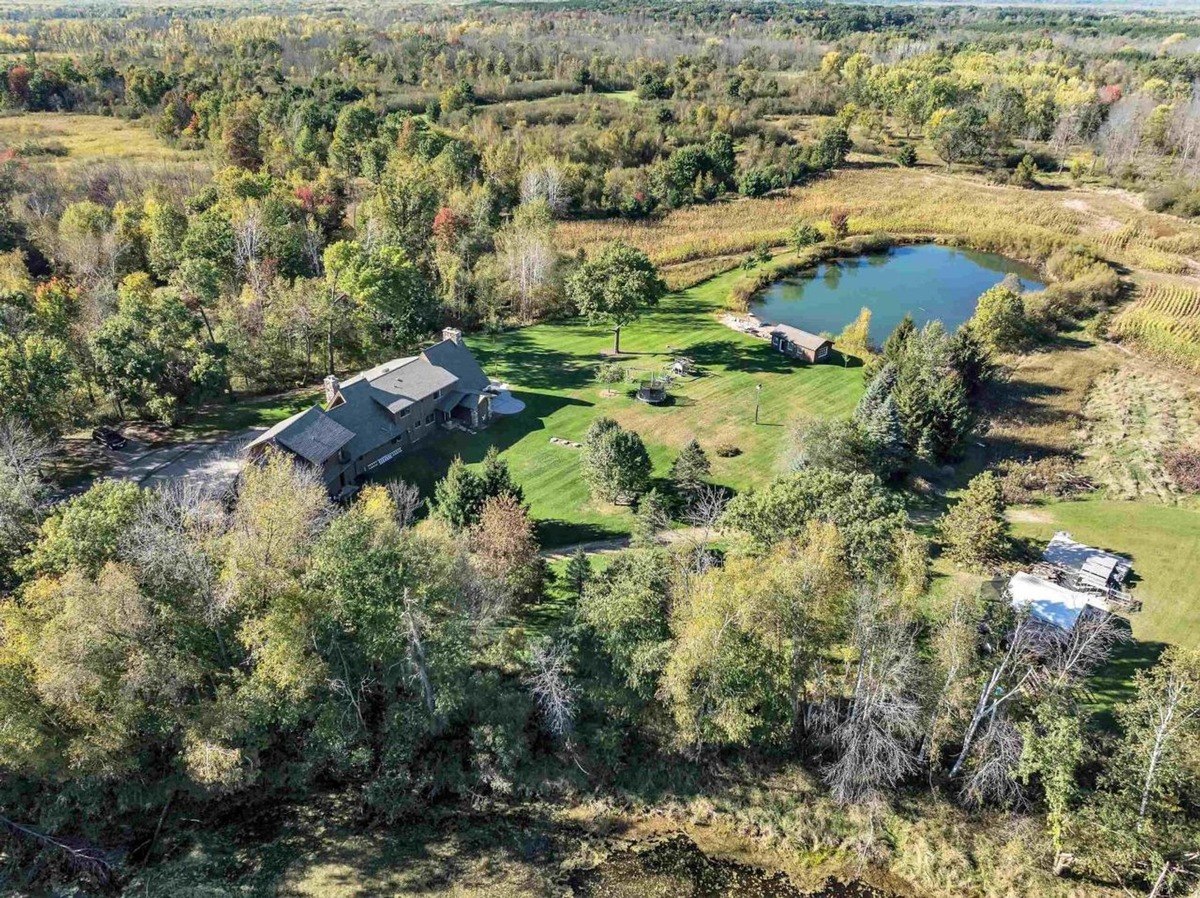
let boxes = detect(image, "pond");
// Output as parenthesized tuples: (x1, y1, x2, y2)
(569, 834, 892, 898)
(753, 244, 1045, 344)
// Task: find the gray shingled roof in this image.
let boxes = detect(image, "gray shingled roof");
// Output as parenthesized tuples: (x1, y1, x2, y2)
(249, 406, 354, 465)
(251, 337, 491, 470)
(771, 324, 832, 352)
(422, 338, 490, 393)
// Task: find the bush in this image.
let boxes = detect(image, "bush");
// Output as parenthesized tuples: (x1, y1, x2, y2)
(1009, 154, 1038, 188)
(595, 362, 628, 384)
(738, 167, 777, 198)
(789, 220, 823, 250)
(714, 443, 741, 458)
(1165, 448, 1200, 492)
(896, 144, 917, 167)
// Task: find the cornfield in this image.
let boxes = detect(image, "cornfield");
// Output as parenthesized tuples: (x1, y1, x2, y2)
(1113, 282, 1200, 371)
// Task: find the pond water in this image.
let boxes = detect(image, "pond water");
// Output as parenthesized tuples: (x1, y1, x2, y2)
(569, 834, 891, 898)
(753, 244, 1045, 344)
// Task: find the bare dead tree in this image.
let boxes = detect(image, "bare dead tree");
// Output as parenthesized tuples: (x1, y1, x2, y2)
(959, 714, 1025, 808)
(526, 638, 577, 741)
(233, 207, 269, 297)
(400, 587, 443, 733)
(822, 590, 923, 804)
(0, 417, 51, 559)
(120, 480, 224, 606)
(385, 479, 424, 529)
(520, 161, 569, 216)
(0, 815, 116, 885)
(684, 483, 730, 544)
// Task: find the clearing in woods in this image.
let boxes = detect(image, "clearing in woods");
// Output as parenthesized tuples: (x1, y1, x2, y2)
(0, 112, 206, 165)
(382, 264, 863, 548)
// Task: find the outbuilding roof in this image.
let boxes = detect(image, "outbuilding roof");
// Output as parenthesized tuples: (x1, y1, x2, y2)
(1008, 572, 1091, 631)
(1043, 532, 1131, 583)
(770, 324, 833, 352)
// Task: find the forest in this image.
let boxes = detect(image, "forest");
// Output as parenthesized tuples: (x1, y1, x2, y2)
(1, 2, 1199, 896)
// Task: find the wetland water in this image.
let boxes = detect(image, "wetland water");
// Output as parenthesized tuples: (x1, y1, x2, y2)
(753, 244, 1045, 343)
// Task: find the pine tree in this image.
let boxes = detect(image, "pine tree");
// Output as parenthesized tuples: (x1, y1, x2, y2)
(939, 470, 1009, 570)
(433, 456, 486, 529)
(631, 487, 671, 547)
(565, 546, 592, 598)
(854, 362, 897, 425)
(861, 394, 907, 477)
(880, 314, 915, 364)
(670, 438, 710, 494)
(480, 444, 524, 505)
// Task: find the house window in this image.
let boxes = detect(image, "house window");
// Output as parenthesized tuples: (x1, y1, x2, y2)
(400, 408, 410, 418)
(426, 413, 434, 424)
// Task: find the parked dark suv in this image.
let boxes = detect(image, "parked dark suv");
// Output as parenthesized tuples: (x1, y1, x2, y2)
(91, 426, 128, 450)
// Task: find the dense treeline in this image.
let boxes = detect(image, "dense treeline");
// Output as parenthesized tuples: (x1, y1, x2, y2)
(1, 3, 1199, 894)
(1, 404, 1197, 893)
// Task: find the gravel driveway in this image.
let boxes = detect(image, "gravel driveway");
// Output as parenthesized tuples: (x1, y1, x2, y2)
(102, 426, 267, 495)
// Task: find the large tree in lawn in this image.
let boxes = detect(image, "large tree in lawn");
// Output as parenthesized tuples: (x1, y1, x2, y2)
(568, 241, 666, 355)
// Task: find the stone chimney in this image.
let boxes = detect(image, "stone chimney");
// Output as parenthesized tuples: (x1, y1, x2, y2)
(442, 327, 463, 345)
(324, 374, 340, 407)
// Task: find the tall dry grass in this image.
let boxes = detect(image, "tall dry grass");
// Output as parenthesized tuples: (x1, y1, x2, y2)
(559, 166, 1200, 278)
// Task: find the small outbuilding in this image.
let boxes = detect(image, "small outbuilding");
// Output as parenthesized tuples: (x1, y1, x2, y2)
(769, 325, 833, 363)
(1008, 571, 1095, 631)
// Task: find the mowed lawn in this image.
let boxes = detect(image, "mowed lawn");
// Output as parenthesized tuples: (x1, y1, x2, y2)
(1011, 499, 1200, 713)
(384, 267, 864, 546)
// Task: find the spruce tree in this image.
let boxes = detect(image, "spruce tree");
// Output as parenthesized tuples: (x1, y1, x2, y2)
(480, 444, 524, 505)
(939, 470, 1009, 570)
(670, 438, 710, 494)
(433, 456, 486, 529)
(565, 546, 592, 598)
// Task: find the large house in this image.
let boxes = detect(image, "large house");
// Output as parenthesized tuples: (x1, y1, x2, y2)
(247, 329, 514, 498)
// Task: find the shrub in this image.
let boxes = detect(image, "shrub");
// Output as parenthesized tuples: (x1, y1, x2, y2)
(896, 144, 917, 167)
(714, 443, 741, 458)
(1165, 448, 1200, 493)
(595, 362, 628, 384)
(829, 209, 849, 240)
(1009, 154, 1038, 188)
(789, 220, 823, 250)
(939, 471, 1010, 571)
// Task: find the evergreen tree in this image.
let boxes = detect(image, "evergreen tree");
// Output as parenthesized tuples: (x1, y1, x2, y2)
(565, 546, 592, 598)
(854, 362, 898, 425)
(480, 445, 524, 506)
(860, 394, 907, 478)
(939, 470, 1009, 570)
(880, 314, 915, 363)
(632, 487, 671, 546)
(670, 438, 710, 495)
(433, 456, 486, 529)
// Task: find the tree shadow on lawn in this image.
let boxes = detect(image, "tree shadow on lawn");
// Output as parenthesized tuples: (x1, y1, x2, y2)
(1086, 632, 1165, 731)
(472, 328, 602, 391)
(682, 339, 800, 376)
(372, 390, 591, 493)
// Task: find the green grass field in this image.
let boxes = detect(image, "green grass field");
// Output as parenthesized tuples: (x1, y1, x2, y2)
(383, 266, 864, 547)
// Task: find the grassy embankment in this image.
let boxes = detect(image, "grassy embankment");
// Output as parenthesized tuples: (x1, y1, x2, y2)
(384, 265, 863, 547)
